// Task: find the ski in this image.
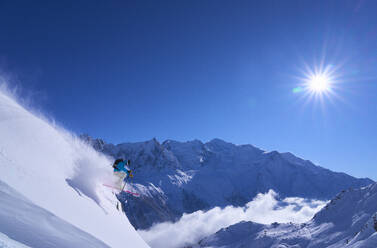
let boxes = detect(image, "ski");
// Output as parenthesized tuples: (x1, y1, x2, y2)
(102, 183, 140, 197)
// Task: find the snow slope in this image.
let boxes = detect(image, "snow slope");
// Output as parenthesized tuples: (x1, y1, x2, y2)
(0, 232, 32, 248)
(82, 136, 373, 229)
(0, 180, 109, 248)
(0, 89, 149, 248)
(198, 183, 377, 248)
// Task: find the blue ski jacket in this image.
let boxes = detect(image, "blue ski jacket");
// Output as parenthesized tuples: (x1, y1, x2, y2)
(113, 161, 130, 173)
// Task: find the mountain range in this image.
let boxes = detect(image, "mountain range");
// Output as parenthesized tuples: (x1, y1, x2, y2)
(81, 135, 373, 230)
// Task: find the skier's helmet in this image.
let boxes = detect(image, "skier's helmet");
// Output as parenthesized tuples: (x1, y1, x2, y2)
(114, 158, 124, 166)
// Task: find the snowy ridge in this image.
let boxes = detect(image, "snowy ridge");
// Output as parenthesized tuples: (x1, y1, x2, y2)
(198, 183, 377, 248)
(82, 135, 373, 229)
(0, 89, 149, 247)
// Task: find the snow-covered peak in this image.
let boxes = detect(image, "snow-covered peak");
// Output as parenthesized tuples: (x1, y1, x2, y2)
(263, 150, 281, 158)
(163, 139, 204, 147)
(313, 182, 377, 226)
(199, 183, 377, 248)
(142, 138, 161, 151)
(79, 134, 106, 151)
(204, 138, 236, 151)
(207, 138, 233, 146)
(280, 152, 309, 165)
(162, 139, 206, 169)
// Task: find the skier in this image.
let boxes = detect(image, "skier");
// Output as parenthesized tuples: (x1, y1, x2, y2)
(112, 158, 133, 189)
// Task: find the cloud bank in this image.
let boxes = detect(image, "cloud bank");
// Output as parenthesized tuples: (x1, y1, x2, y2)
(138, 190, 326, 248)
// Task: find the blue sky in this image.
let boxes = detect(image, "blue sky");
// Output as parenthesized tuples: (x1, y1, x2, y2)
(1, 0, 377, 179)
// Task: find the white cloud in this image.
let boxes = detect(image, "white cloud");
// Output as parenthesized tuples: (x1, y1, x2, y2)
(138, 190, 326, 248)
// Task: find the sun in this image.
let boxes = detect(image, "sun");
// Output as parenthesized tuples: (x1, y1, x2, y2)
(308, 74, 331, 93)
(293, 62, 342, 107)
(293, 63, 339, 101)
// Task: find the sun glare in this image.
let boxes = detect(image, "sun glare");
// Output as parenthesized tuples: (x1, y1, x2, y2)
(293, 63, 341, 106)
(308, 74, 331, 92)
